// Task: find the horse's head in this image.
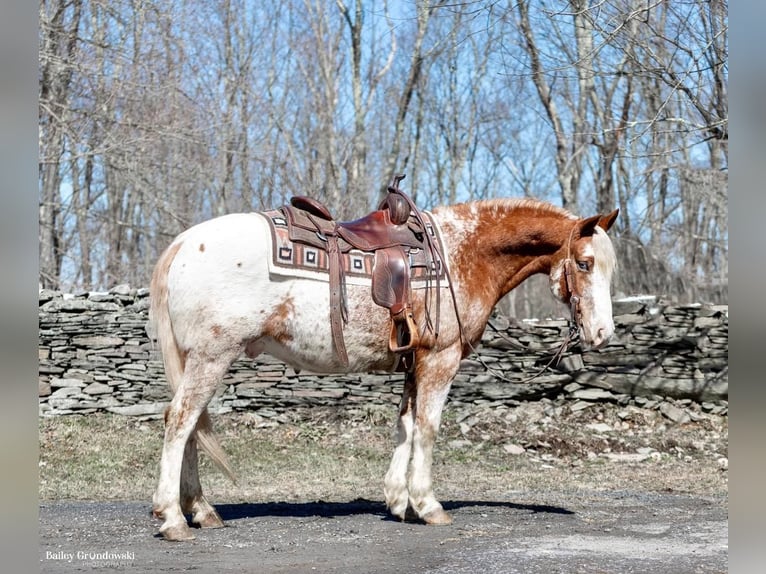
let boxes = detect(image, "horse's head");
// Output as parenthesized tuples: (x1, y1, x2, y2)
(549, 209, 619, 349)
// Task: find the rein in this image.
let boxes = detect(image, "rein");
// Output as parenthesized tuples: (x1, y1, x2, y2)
(386, 175, 468, 353)
(465, 222, 583, 385)
(562, 222, 583, 334)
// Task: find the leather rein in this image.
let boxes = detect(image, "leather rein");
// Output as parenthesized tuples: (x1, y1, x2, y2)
(385, 175, 468, 349)
(469, 223, 584, 384)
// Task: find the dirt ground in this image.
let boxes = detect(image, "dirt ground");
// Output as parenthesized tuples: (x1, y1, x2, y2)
(39, 398, 728, 573)
(39, 492, 727, 573)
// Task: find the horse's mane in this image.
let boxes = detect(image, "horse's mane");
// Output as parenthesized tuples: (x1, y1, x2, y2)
(500, 198, 618, 274)
(479, 197, 577, 220)
(441, 197, 617, 273)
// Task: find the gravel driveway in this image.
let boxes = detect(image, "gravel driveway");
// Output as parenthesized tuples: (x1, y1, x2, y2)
(40, 490, 727, 573)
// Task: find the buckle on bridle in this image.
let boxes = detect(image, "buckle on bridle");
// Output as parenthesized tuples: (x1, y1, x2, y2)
(568, 293, 581, 336)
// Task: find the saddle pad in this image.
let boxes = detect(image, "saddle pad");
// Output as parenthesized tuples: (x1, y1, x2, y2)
(259, 209, 446, 287)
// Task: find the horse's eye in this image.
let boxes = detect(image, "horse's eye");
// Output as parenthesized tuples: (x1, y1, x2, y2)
(577, 261, 589, 271)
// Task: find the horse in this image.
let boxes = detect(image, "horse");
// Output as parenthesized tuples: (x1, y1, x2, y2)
(148, 196, 619, 541)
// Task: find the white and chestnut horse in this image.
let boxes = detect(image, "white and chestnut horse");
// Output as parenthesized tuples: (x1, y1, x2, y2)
(149, 197, 618, 541)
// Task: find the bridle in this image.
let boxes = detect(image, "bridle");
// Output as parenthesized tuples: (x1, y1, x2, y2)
(562, 223, 583, 341)
(478, 221, 583, 383)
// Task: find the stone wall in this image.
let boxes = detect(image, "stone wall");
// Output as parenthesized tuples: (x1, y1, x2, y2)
(38, 287, 728, 418)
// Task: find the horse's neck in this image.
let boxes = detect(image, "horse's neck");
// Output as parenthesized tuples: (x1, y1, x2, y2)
(436, 201, 572, 309)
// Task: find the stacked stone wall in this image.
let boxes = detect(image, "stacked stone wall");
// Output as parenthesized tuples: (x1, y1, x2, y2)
(38, 287, 728, 418)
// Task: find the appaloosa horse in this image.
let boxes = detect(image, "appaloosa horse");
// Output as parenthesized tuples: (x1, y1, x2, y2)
(148, 196, 618, 541)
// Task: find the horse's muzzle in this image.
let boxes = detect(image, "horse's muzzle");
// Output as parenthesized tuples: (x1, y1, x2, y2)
(581, 324, 614, 350)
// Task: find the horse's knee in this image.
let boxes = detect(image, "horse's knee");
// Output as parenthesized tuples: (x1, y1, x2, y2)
(415, 419, 437, 443)
(165, 396, 197, 433)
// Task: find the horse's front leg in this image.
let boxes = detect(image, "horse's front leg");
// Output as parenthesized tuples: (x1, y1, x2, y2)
(384, 371, 417, 520)
(408, 345, 462, 525)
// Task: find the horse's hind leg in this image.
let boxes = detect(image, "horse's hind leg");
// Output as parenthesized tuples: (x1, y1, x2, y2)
(153, 348, 240, 541)
(408, 346, 461, 525)
(180, 424, 224, 529)
(384, 372, 417, 520)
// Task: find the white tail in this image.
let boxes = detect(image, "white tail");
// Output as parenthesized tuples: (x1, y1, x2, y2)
(149, 242, 237, 483)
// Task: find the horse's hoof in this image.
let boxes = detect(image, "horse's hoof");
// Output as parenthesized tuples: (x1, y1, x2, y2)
(422, 508, 453, 525)
(160, 522, 196, 541)
(194, 510, 225, 529)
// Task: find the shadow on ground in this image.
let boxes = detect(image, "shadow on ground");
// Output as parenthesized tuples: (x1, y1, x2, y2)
(214, 498, 574, 522)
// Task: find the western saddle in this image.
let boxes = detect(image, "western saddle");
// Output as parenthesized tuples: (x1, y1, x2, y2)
(280, 175, 445, 369)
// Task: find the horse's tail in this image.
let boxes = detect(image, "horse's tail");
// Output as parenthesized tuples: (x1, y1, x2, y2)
(149, 242, 237, 483)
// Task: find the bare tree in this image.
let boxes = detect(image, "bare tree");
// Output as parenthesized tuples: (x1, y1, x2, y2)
(515, 0, 581, 212)
(336, 0, 396, 202)
(377, 1, 440, 203)
(39, 0, 83, 289)
(38, 0, 727, 309)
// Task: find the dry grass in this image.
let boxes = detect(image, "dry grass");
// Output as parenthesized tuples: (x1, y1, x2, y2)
(38, 409, 395, 502)
(39, 403, 728, 504)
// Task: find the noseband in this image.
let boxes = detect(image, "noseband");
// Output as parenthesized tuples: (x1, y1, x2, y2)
(562, 223, 583, 340)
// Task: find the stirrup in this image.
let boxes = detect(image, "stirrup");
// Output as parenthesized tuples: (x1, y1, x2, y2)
(389, 308, 420, 353)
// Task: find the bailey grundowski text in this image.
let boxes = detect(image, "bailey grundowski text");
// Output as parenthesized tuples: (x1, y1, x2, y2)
(45, 550, 135, 562)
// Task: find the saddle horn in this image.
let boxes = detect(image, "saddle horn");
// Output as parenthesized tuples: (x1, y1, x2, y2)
(379, 173, 411, 225)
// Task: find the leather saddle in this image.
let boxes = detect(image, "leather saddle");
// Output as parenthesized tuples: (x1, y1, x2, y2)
(280, 177, 443, 369)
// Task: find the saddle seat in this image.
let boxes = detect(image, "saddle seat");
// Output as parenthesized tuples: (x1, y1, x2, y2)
(282, 186, 440, 370)
(290, 194, 420, 252)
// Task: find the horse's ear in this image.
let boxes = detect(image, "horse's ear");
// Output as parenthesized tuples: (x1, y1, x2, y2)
(598, 209, 619, 232)
(577, 214, 603, 238)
